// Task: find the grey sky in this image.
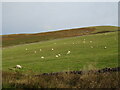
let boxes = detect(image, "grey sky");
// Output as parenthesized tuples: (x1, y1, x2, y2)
(2, 2, 118, 35)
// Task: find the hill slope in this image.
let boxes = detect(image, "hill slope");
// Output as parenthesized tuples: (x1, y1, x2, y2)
(2, 31, 118, 73)
(2, 26, 118, 47)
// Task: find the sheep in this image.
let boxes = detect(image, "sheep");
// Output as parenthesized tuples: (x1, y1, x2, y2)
(54, 43, 56, 44)
(16, 65, 22, 69)
(84, 39, 86, 41)
(25, 48, 28, 50)
(40, 49, 42, 51)
(83, 41, 86, 43)
(41, 56, 44, 59)
(104, 46, 107, 49)
(67, 51, 71, 54)
(34, 51, 37, 53)
(52, 48, 54, 51)
(90, 41, 92, 43)
(56, 55, 59, 57)
(73, 43, 74, 44)
(58, 54, 61, 56)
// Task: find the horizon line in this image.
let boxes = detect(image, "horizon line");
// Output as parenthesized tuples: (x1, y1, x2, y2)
(1, 25, 118, 35)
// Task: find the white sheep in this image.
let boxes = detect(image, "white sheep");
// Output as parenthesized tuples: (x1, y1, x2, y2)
(56, 55, 59, 57)
(90, 41, 92, 43)
(41, 56, 44, 59)
(83, 41, 86, 43)
(16, 65, 22, 69)
(34, 51, 37, 53)
(67, 51, 71, 54)
(25, 48, 28, 50)
(58, 54, 61, 56)
(54, 43, 56, 44)
(52, 48, 54, 51)
(104, 46, 107, 49)
(40, 49, 42, 51)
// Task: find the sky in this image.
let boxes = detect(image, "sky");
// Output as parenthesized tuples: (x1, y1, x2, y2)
(2, 2, 118, 35)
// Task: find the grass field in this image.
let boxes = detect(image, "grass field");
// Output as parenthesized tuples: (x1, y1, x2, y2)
(2, 31, 118, 74)
(2, 26, 119, 88)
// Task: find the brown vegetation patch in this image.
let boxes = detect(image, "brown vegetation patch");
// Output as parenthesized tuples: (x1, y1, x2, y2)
(2, 26, 118, 47)
(2, 67, 120, 88)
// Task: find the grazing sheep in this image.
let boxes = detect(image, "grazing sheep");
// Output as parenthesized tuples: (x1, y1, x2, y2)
(54, 43, 56, 44)
(16, 65, 22, 69)
(84, 39, 86, 41)
(25, 48, 28, 50)
(52, 48, 54, 51)
(40, 49, 42, 51)
(73, 42, 74, 44)
(58, 54, 61, 56)
(104, 46, 107, 49)
(90, 41, 92, 43)
(41, 56, 44, 59)
(34, 51, 37, 53)
(67, 51, 71, 54)
(56, 55, 59, 57)
(83, 41, 86, 43)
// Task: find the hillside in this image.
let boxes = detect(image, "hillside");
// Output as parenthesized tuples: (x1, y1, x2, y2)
(3, 31, 118, 73)
(2, 26, 119, 88)
(2, 26, 118, 47)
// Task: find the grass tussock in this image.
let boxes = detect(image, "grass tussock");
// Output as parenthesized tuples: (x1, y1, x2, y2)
(2, 71, 119, 88)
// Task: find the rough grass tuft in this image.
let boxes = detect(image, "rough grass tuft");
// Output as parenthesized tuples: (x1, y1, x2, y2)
(2, 70, 119, 88)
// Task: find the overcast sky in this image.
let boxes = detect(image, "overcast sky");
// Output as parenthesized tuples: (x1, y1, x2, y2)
(2, 2, 118, 35)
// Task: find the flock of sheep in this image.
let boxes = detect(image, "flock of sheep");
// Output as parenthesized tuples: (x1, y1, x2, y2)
(29, 48, 71, 59)
(30, 39, 107, 59)
(14, 38, 108, 69)
(14, 50, 71, 69)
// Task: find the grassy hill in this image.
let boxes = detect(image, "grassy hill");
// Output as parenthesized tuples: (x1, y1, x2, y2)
(2, 26, 119, 88)
(2, 26, 118, 47)
(2, 30, 118, 73)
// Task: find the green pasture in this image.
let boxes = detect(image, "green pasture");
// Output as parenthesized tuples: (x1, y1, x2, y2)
(2, 31, 118, 73)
